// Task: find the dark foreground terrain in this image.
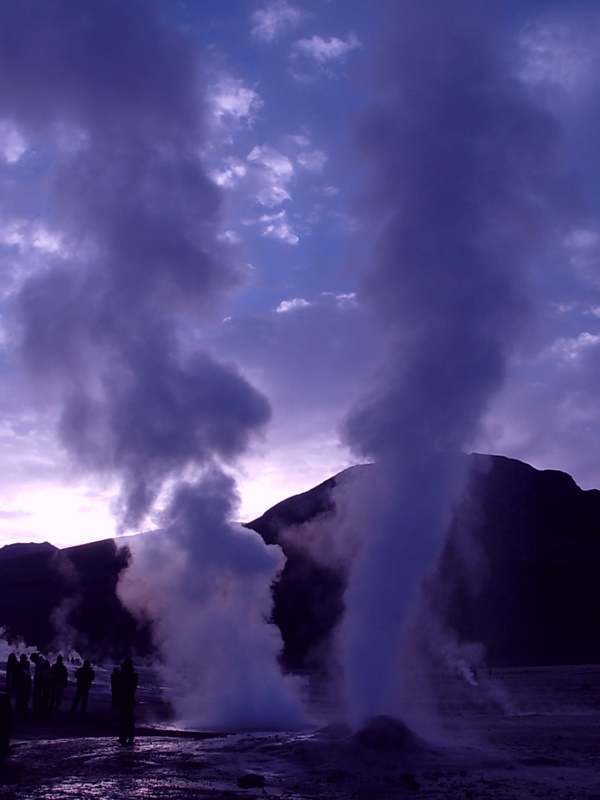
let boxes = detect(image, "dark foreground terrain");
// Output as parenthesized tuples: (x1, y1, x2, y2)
(1, 663, 600, 799)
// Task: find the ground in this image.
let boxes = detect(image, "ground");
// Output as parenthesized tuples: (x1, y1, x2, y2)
(1, 664, 599, 798)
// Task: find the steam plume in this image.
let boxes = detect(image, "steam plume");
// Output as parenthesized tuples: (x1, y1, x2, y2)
(338, 1, 575, 729)
(3, 1, 301, 728)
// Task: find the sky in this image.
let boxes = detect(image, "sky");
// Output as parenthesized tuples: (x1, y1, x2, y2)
(1, 0, 600, 549)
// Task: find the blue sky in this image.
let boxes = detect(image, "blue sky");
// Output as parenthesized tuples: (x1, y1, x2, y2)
(1, 0, 600, 548)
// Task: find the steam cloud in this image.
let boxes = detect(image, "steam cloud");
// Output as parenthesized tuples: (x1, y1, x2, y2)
(337, 1, 576, 730)
(3, 1, 302, 728)
(0, 0, 584, 736)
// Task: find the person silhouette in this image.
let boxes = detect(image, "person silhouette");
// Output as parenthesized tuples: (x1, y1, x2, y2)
(5, 653, 18, 695)
(70, 659, 95, 714)
(14, 654, 31, 717)
(49, 655, 68, 712)
(110, 666, 121, 709)
(118, 658, 138, 746)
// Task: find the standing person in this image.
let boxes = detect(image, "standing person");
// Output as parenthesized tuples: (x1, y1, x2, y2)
(31, 653, 42, 718)
(110, 666, 121, 709)
(70, 659, 95, 714)
(39, 656, 51, 717)
(5, 653, 18, 695)
(14, 654, 31, 717)
(49, 655, 68, 712)
(118, 658, 138, 746)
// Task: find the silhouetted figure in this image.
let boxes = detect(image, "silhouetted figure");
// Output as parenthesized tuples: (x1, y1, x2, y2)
(37, 655, 51, 718)
(5, 653, 18, 695)
(30, 653, 40, 717)
(31, 653, 51, 718)
(110, 666, 121, 709)
(49, 655, 68, 712)
(14, 654, 31, 717)
(70, 659, 95, 714)
(117, 658, 138, 746)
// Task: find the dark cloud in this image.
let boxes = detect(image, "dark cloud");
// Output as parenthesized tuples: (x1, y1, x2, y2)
(0, 0, 197, 136)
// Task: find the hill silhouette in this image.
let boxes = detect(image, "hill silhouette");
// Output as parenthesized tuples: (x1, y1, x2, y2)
(0, 454, 599, 668)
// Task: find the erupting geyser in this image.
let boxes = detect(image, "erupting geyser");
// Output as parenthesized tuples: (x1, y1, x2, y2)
(335, 0, 575, 734)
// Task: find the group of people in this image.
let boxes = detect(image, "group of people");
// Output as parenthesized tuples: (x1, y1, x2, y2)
(4, 653, 139, 743)
(5, 652, 69, 718)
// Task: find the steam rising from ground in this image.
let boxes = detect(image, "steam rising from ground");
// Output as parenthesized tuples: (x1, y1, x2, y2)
(117, 470, 305, 730)
(334, 1, 577, 732)
(3, 1, 303, 729)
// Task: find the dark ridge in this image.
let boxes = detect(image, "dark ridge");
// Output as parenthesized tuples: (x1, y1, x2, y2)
(436, 453, 600, 667)
(0, 541, 56, 561)
(245, 468, 359, 671)
(245, 466, 362, 545)
(0, 537, 151, 659)
(1, 454, 599, 670)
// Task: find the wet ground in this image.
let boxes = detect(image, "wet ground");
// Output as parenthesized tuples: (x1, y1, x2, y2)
(1, 664, 600, 799)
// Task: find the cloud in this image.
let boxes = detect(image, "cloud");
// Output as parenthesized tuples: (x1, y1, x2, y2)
(565, 226, 600, 278)
(551, 331, 600, 363)
(247, 144, 295, 206)
(256, 210, 299, 244)
(210, 157, 247, 189)
(293, 32, 362, 64)
(296, 148, 328, 173)
(0, 121, 26, 163)
(286, 129, 328, 172)
(209, 77, 263, 125)
(251, 1, 306, 43)
(276, 297, 311, 312)
(517, 16, 597, 95)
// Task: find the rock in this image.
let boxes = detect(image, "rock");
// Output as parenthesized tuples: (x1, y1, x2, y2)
(401, 772, 421, 791)
(237, 773, 266, 789)
(354, 715, 427, 754)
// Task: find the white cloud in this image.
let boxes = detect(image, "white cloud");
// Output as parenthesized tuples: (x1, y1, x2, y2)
(218, 230, 241, 244)
(257, 210, 299, 244)
(210, 157, 247, 188)
(296, 148, 328, 173)
(247, 145, 295, 207)
(565, 226, 600, 278)
(276, 297, 311, 313)
(321, 291, 358, 308)
(251, 1, 305, 43)
(551, 331, 600, 363)
(248, 145, 294, 179)
(0, 219, 63, 256)
(0, 120, 26, 163)
(320, 184, 340, 197)
(517, 19, 596, 95)
(209, 77, 263, 124)
(293, 31, 361, 64)
(287, 133, 311, 148)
